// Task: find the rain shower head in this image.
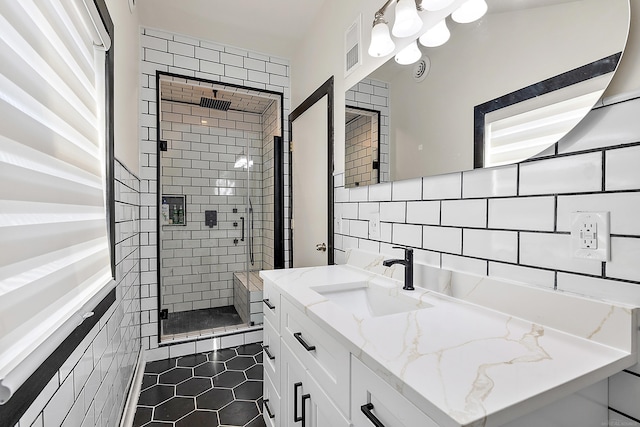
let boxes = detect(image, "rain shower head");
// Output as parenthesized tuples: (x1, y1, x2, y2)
(200, 89, 231, 111)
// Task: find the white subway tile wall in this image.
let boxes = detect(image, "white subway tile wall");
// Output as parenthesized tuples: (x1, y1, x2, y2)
(345, 113, 377, 187)
(139, 28, 290, 352)
(334, 97, 640, 422)
(159, 100, 275, 314)
(346, 79, 390, 182)
(18, 160, 141, 427)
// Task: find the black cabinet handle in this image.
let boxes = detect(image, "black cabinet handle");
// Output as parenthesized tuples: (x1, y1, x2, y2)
(263, 298, 275, 310)
(361, 403, 386, 427)
(301, 393, 310, 427)
(263, 399, 275, 419)
(262, 344, 275, 360)
(294, 382, 303, 423)
(293, 332, 316, 352)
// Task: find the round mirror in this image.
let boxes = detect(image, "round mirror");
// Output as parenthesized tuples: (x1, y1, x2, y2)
(345, 0, 630, 186)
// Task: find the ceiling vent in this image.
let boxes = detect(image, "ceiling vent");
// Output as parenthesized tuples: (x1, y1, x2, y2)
(345, 15, 362, 77)
(413, 58, 431, 83)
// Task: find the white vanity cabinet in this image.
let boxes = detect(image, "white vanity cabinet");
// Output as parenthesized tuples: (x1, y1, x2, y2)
(280, 297, 350, 415)
(261, 263, 636, 427)
(262, 278, 280, 327)
(351, 356, 439, 427)
(280, 340, 350, 427)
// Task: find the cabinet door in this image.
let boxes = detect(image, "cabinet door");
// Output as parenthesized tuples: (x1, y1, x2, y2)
(281, 340, 310, 427)
(351, 356, 439, 427)
(263, 371, 280, 427)
(303, 370, 351, 427)
(281, 341, 351, 427)
(263, 279, 280, 329)
(281, 297, 350, 416)
(263, 318, 280, 393)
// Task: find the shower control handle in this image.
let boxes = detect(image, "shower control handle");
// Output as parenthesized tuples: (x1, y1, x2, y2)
(240, 217, 245, 241)
(316, 243, 327, 252)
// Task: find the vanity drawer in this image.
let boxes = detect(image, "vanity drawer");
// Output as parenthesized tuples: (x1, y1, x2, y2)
(351, 356, 438, 427)
(280, 297, 350, 417)
(263, 279, 280, 331)
(262, 318, 280, 392)
(263, 370, 280, 427)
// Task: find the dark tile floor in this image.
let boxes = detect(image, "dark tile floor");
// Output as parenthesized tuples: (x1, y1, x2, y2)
(134, 343, 266, 427)
(162, 306, 244, 335)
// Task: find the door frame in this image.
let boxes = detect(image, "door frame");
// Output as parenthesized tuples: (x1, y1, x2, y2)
(155, 71, 286, 343)
(288, 76, 335, 266)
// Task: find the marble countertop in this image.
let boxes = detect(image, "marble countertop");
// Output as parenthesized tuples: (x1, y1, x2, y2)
(261, 252, 638, 427)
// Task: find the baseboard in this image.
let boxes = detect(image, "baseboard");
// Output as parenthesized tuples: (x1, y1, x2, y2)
(119, 349, 145, 427)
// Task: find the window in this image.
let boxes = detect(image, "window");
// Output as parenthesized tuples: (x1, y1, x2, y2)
(0, 0, 112, 403)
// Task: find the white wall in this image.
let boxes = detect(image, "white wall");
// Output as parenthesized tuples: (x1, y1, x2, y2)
(105, 0, 141, 174)
(291, 0, 640, 423)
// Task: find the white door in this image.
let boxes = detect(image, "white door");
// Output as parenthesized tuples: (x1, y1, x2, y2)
(291, 95, 329, 267)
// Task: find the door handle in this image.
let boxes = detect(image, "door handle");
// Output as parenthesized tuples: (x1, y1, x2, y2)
(263, 298, 275, 310)
(262, 344, 275, 360)
(294, 332, 316, 352)
(264, 399, 275, 419)
(315, 243, 326, 252)
(240, 216, 245, 241)
(294, 382, 303, 423)
(301, 393, 310, 427)
(361, 403, 386, 427)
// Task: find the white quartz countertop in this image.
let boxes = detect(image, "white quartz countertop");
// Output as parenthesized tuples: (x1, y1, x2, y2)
(261, 261, 637, 427)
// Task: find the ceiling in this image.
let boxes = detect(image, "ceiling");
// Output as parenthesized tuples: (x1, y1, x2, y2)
(160, 77, 280, 114)
(137, 0, 327, 58)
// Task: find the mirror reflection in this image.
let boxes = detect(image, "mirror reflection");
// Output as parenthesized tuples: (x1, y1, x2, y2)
(346, 0, 629, 186)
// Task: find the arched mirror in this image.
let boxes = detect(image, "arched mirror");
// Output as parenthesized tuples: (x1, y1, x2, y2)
(345, 0, 630, 186)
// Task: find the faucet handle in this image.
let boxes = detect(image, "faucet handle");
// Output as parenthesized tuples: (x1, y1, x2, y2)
(392, 245, 413, 252)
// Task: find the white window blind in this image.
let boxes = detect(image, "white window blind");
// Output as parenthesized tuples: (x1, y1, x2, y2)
(0, 0, 112, 403)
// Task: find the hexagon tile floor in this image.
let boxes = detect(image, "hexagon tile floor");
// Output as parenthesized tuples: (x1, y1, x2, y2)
(133, 343, 266, 427)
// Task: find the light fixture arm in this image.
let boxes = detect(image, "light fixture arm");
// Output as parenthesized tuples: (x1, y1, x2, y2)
(373, 0, 423, 25)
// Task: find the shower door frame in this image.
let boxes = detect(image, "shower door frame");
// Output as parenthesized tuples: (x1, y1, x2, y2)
(154, 71, 286, 344)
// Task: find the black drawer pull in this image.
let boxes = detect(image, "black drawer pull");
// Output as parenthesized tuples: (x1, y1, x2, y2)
(294, 382, 303, 422)
(301, 393, 310, 427)
(293, 332, 316, 352)
(361, 403, 386, 427)
(262, 344, 275, 360)
(263, 298, 275, 310)
(263, 399, 275, 419)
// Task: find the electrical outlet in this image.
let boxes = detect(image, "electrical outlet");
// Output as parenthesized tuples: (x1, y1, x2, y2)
(571, 211, 610, 261)
(369, 213, 380, 239)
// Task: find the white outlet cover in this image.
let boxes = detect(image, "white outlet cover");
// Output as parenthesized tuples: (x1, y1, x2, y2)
(369, 213, 380, 239)
(570, 211, 610, 261)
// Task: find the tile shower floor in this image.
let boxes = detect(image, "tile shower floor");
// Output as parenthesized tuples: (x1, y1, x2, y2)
(133, 343, 266, 427)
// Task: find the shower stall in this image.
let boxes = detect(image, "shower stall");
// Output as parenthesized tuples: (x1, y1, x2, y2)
(156, 73, 285, 342)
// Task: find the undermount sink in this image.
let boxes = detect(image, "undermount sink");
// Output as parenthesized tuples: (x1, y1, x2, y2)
(312, 281, 432, 319)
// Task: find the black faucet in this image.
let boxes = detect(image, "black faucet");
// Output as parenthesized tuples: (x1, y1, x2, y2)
(382, 246, 414, 291)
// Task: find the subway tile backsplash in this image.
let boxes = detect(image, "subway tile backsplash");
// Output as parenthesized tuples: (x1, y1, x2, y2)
(519, 151, 603, 195)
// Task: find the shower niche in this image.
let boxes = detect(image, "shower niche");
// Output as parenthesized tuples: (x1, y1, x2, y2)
(161, 195, 186, 226)
(156, 73, 286, 342)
